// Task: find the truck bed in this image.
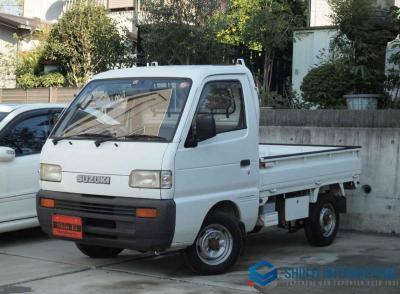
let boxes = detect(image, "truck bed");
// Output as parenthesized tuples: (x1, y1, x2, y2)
(259, 144, 362, 199)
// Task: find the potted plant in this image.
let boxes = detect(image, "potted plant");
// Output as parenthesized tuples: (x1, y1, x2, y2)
(343, 66, 385, 110)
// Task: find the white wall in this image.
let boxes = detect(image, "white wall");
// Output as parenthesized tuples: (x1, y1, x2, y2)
(310, 0, 399, 27)
(0, 27, 17, 88)
(292, 28, 337, 97)
(310, 0, 333, 27)
(0, 27, 16, 54)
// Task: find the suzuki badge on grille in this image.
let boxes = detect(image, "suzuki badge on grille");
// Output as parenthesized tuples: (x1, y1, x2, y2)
(76, 175, 111, 185)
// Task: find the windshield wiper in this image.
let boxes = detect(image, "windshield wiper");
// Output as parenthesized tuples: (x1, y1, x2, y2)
(52, 133, 113, 145)
(94, 134, 167, 147)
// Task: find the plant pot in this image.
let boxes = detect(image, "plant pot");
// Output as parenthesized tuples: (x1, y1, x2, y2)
(344, 94, 380, 110)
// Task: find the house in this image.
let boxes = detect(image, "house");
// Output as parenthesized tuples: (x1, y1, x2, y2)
(292, 0, 400, 98)
(23, 0, 139, 40)
(0, 0, 139, 88)
(0, 13, 42, 88)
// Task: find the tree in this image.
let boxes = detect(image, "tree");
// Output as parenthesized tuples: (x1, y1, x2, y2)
(328, 0, 397, 94)
(217, 0, 305, 102)
(43, 0, 135, 86)
(139, 0, 233, 65)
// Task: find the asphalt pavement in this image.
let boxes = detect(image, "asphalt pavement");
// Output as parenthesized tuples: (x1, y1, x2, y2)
(0, 228, 399, 294)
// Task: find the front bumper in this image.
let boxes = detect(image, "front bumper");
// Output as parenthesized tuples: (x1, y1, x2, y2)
(37, 190, 175, 252)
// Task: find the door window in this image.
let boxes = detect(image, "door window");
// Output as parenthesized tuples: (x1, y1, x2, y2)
(0, 113, 51, 156)
(49, 110, 62, 129)
(197, 81, 246, 134)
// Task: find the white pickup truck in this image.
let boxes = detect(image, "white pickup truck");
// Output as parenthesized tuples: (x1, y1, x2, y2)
(0, 104, 63, 233)
(37, 63, 361, 274)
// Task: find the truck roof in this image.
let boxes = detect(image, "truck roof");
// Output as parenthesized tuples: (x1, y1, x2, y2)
(93, 65, 253, 81)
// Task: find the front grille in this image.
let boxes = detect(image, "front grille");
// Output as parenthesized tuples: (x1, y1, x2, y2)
(55, 200, 135, 217)
(86, 218, 116, 229)
(85, 232, 118, 240)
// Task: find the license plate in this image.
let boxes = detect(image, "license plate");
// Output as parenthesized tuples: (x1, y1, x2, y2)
(52, 214, 83, 240)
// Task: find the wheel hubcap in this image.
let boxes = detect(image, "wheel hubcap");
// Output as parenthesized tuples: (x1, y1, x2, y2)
(196, 224, 233, 266)
(319, 204, 336, 237)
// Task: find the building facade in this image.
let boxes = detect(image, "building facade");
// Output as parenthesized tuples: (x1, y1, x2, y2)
(23, 0, 138, 39)
(0, 0, 139, 88)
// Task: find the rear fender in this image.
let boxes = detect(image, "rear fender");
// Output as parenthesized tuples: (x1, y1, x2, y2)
(311, 184, 347, 213)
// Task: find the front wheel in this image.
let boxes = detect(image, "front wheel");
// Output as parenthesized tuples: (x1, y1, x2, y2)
(75, 243, 124, 258)
(304, 195, 339, 246)
(182, 212, 243, 275)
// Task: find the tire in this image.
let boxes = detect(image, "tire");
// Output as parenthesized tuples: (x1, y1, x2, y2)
(182, 212, 243, 275)
(304, 195, 340, 246)
(75, 243, 124, 258)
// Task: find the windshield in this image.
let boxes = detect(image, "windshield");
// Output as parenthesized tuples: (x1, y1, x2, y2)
(0, 112, 8, 123)
(52, 78, 192, 142)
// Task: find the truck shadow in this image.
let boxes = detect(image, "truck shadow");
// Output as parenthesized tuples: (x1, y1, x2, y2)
(107, 229, 316, 281)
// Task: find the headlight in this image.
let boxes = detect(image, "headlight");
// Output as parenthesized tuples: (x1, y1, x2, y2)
(40, 164, 62, 182)
(129, 170, 172, 189)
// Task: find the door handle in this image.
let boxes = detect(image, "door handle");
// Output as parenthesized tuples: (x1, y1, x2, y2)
(240, 159, 251, 168)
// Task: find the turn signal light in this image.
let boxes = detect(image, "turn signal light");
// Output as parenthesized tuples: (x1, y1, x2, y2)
(40, 198, 55, 208)
(136, 208, 157, 218)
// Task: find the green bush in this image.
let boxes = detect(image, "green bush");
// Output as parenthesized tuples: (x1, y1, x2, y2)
(300, 62, 353, 108)
(39, 73, 65, 87)
(17, 72, 66, 89)
(15, 50, 42, 77)
(17, 73, 40, 89)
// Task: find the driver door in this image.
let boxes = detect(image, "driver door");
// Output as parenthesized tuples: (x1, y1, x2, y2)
(173, 76, 259, 244)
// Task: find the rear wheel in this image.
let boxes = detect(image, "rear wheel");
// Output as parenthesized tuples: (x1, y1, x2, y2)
(304, 196, 339, 246)
(75, 243, 124, 258)
(182, 212, 243, 275)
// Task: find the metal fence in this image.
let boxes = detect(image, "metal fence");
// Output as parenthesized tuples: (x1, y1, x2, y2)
(0, 87, 79, 105)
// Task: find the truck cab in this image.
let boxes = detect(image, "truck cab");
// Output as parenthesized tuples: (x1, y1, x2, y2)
(37, 64, 361, 274)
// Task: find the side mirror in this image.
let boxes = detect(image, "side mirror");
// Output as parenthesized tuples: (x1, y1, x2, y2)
(196, 114, 216, 142)
(0, 147, 15, 162)
(184, 114, 217, 148)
